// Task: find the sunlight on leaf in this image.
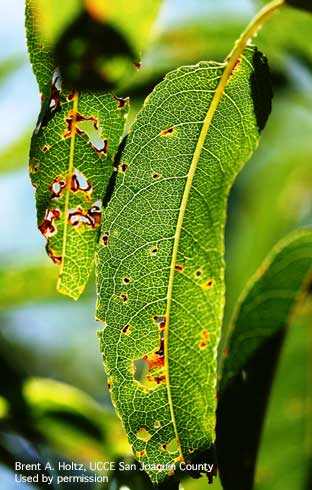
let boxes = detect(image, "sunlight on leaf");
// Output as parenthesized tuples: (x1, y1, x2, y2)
(96, 46, 272, 484)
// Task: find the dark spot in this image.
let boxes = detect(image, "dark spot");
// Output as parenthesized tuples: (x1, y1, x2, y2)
(42, 145, 50, 153)
(70, 170, 93, 196)
(152, 172, 160, 179)
(107, 382, 112, 390)
(122, 324, 130, 334)
(122, 277, 130, 284)
(67, 91, 75, 101)
(120, 293, 128, 303)
(153, 315, 166, 330)
(68, 202, 101, 228)
(231, 57, 241, 74)
(150, 375, 166, 384)
(161, 444, 167, 451)
(175, 264, 184, 272)
(119, 162, 128, 173)
(205, 279, 214, 288)
(160, 127, 176, 137)
(89, 138, 108, 156)
(150, 247, 158, 256)
(49, 176, 67, 199)
(195, 269, 202, 278)
(134, 61, 141, 70)
(47, 248, 62, 265)
(39, 208, 61, 239)
(202, 329, 210, 340)
(114, 95, 129, 109)
(102, 232, 109, 246)
(189, 447, 194, 453)
(199, 341, 208, 349)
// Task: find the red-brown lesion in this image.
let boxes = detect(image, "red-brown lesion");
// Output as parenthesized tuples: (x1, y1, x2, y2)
(38, 208, 61, 239)
(68, 202, 101, 229)
(49, 176, 67, 199)
(47, 247, 62, 265)
(160, 127, 176, 137)
(113, 95, 130, 110)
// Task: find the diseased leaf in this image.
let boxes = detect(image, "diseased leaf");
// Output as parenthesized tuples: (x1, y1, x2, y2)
(26, 0, 129, 299)
(96, 46, 272, 484)
(217, 229, 312, 490)
(30, 83, 128, 299)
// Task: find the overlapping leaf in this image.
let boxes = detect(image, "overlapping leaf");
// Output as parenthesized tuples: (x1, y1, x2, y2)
(96, 46, 272, 484)
(217, 229, 312, 490)
(26, 0, 129, 299)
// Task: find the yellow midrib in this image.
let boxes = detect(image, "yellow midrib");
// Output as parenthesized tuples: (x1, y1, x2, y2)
(163, 0, 285, 459)
(57, 92, 79, 298)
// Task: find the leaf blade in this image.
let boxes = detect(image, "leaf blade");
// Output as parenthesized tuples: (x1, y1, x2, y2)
(96, 46, 272, 484)
(26, 1, 129, 299)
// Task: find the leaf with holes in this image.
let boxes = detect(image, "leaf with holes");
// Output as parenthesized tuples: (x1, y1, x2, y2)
(26, 1, 129, 299)
(216, 228, 312, 490)
(96, 45, 272, 484)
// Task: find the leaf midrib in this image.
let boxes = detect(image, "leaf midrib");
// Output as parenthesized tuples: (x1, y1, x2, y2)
(57, 92, 79, 298)
(163, 0, 284, 458)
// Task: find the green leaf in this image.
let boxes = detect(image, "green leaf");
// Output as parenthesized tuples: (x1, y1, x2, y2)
(217, 229, 312, 490)
(30, 86, 128, 299)
(26, 1, 129, 299)
(25, 0, 56, 99)
(96, 45, 272, 484)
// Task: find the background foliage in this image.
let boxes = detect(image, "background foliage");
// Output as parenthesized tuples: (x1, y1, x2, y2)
(0, 0, 311, 489)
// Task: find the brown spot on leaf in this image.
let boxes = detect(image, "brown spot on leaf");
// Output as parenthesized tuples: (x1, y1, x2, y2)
(148, 374, 166, 384)
(202, 279, 214, 289)
(68, 202, 101, 228)
(70, 169, 93, 197)
(136, 450, 146, 459)
(122, 276, 130, 284)
(150, 247, 158, 256)
(161, 444, 167, 451)
(195, 269, 202, 278)
(39, 208, 61, 239)
(42, 145, 50, 153)
(114, 95, 130, 109)
(102, 231, 109, 246)
(49, 176, 67, 199)
(160, 127, 176, 137)
(199, 341, 208, 349)
(153, 315, 166, 330)
(202, 329, 210, 341)
(134, 61, 142, 70)
(175, 264, 184, 272)
(47, 248, 62, 265)
(89, 138, 108, 156)
(119, 162, 128, 173)
(122, 324, 130, 335)
(120, 293, 128, 303)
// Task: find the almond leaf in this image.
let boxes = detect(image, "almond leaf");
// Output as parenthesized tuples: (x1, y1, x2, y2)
(96, 46, 272, 484)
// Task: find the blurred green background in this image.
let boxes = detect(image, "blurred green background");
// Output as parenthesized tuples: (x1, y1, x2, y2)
(0, 0, 311, 489)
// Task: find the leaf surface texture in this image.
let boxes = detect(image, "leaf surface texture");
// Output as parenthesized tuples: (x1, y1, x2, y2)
(96, 46, 272, 483)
